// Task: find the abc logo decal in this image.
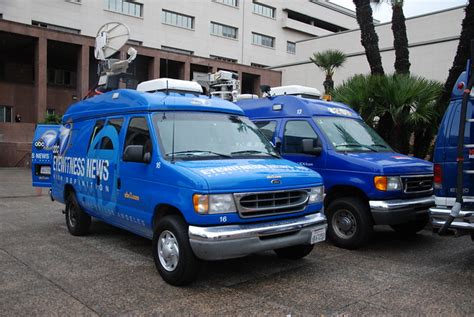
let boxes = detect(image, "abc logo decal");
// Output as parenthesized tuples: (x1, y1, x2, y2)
(34, 139, 46, 150)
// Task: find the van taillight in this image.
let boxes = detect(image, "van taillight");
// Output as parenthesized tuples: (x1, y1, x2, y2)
(434, 164, 442, 188)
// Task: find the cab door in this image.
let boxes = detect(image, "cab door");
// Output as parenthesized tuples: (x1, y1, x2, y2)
(115, 116, 155, 236)
(87, 117, 124, 221)
(279, 119, 326, 173)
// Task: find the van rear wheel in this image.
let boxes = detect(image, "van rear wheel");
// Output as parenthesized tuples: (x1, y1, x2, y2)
(65, 191, 91, 236)
(152, 215, 200, 286)
(326, 197, 373, 249)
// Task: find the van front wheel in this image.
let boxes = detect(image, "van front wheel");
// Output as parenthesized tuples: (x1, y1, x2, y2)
(65, 191, 91, 236)
(152, 215, 200, 286)
(326, 197, 373, 249)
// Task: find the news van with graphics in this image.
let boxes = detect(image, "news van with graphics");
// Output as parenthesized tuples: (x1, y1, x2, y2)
(237, 86, 434, 249)
(430, 45, 474, 240)
(33, 78, 328, 285)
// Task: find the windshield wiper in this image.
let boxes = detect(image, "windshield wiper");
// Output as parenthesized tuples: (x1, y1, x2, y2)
(371, 143, 388, 149)
(231, 150, 280, 158)
(335, 143, 377, 152)
(165, 150, 232, 158)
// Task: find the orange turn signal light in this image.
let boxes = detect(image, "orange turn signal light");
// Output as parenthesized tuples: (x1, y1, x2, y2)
(374, 176, 387, 191)
(193, 194, 209, 213)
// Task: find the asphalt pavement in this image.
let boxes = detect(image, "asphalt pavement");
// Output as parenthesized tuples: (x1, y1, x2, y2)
(0, 168, 473, 316)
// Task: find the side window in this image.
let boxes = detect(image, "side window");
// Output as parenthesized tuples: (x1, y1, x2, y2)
(95, 136, 114, 150)
(254, 121, 277, 141)
(107, 118, 124, 134)
(88, 119, 105, 150)
(124, 117, 152, 155)
(283, 120, 319, 154)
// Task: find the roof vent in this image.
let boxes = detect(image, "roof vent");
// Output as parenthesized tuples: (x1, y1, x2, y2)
(137, 78, 203, 94)
(270, 85, 321, 99)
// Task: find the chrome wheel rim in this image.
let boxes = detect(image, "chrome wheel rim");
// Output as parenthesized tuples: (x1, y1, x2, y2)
(332, 209, 357, 239)
(158, 230, 179, 272)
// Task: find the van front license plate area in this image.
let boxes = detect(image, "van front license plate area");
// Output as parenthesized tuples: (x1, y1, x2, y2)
(310, 228, 326, 244)
(40, 166, 51, 175)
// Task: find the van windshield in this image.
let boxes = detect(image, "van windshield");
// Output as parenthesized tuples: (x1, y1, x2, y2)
(153, 112, 279, 160)
(314, 116, 392, 152)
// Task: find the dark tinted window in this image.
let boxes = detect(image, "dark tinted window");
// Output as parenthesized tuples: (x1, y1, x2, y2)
(88, 120, 105, 150)
(283, 120, 319, 153)
(107, 118, 124, 134)
(95, 136, 114, 150)
(254, 121, 276, 141)
(124, 117, 152, 155)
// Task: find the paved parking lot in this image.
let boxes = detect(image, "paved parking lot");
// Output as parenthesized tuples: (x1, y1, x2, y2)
(0, 168, 473, 316)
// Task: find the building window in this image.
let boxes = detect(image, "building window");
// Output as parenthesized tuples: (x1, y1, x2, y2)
(66, 0, 81, 4)
(210, 22, 238, 39)
(46, 109, 56, 115)
(161, 46, 194, 55)
(162, 10, 194, 29)
(251, 63, 268, 68)
(210, 55, 237, 63)
(0, 106, 13, 123)
(252, 1, 275, 18)
(287, 41, 296, 54)
(213, 0, 238, 7)
(32, 21, 80, 34)
(47, 69, 77, 87)
(105, 0, 143, 17)
(252, 32, 274, 48)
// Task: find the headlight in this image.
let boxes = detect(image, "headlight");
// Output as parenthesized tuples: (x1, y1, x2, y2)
(308, 186, 324, 204)
(193, 194, 237, 214)
(374, 176, 402, 191)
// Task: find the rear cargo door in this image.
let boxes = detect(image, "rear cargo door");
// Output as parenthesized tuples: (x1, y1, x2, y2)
(32, 124, 60, 188)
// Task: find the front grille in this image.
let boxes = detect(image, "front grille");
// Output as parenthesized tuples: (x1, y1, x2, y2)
(402, 175, 433, 194)
(234, 190, 309, 218)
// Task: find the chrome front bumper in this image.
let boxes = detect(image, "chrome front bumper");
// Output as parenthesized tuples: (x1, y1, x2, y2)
(430, 207, 474, 231)
(188, 213, 327, 261)
(369, 196, 434, 225)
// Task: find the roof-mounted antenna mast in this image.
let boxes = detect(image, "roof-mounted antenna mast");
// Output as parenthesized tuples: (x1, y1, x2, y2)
(87, 22, 137, 97)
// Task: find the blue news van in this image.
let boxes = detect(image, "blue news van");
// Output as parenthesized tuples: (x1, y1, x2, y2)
(32, 79, 327, 285)
(237, 90, 434, 249)
(430, 57, 474, 239)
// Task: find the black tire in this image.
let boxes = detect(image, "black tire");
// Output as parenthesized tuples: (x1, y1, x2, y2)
(65, 191, 91, 236)
(326, 197, 373, 249)
(390, 216, 429, 235)
(274, 244, 314, 260)
(152, 215, 200, 286)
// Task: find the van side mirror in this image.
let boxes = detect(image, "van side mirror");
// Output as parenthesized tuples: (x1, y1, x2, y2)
(123, 145, 151, 163)
(302, 139, 322, 156)
(274, 137, 282, 153)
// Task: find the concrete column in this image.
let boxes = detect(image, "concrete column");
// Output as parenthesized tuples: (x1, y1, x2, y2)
(34, 37, 47, 123)
(77, 44, 89, 99)
(183, 61, 191, 80)
(148, 56, 160, 79)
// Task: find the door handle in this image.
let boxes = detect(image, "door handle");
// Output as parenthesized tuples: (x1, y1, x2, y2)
(117, 177, 121, 190)
(96, 175, 100, 186)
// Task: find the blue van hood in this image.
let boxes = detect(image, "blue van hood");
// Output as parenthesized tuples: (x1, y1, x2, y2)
(340, 152, 433, 175)
(175, 159, 322, 192)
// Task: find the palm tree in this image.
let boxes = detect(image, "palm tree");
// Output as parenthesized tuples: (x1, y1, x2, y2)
(439, 0, 474, 108)
(372, 0, 410, 74)
(353, 0, 384, 75)
(333, 74, 443, 158)
(310, 50, 347, 95)
(390, 0, 410, 74)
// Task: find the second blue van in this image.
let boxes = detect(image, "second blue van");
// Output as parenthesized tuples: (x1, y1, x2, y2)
(237, 90, 434, 249)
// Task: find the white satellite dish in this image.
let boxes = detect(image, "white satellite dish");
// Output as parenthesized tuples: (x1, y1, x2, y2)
(94, 22, 130, 60)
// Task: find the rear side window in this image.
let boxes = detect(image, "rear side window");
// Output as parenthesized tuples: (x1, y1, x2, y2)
(254, 121, 276, 141)
(283, 120, 319, 153)
(88, 120, 105, 150)
(95, 136, 114, 150)
(107, 118, 124, 134)
(124, 117, 152, 154)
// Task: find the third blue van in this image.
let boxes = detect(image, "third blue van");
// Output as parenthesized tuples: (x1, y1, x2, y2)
(237, 86, 434, 249)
